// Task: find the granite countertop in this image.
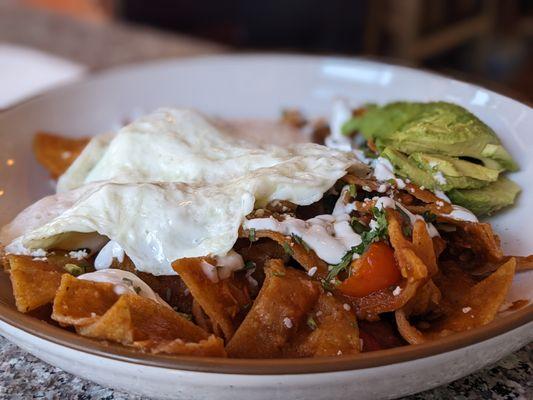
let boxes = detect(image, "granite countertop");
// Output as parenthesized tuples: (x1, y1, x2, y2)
(0, 338, 531, 399)
(0, 3, 531, 399)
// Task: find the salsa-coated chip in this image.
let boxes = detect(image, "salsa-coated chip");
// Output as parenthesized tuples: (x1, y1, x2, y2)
(396, 258, 516, 344)
(172, 257, 250, 341)
(284, 292, 360, 357)
(226, 260, 320, 358)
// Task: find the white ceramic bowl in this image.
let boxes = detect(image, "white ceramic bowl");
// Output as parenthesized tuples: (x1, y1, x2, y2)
(0, 55, 531, 399)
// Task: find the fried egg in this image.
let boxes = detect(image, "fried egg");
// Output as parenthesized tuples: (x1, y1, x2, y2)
(1, 109, 366, 275)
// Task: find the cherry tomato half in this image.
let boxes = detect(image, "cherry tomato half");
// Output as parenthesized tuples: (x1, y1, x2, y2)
(338, 241, 401, 297)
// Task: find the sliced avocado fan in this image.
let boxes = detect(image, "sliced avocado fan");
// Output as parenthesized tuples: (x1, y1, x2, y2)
(345, 101, 521, 216)
(447, 177, 521, 216)
(344, 102, 518, 171)
(409, 153, 499, 191)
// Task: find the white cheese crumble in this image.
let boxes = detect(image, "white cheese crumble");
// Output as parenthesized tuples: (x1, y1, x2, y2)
(283, 317, 293, 329)
(307, 266, 318, 277)
(68, 249, 89, 260)
(343, 303, 351, 311)
(31, 248, 47, 257)
(377, 184, 388, 193)
(392, 286, 402, 296)
(462, 307, 472, 314)
(395, 178, 406, 189)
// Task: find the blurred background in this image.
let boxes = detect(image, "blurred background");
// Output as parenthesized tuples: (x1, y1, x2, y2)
(0, 0, 531, 105)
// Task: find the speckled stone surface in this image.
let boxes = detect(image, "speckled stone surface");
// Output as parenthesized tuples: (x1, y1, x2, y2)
(0, 336, 531, 399)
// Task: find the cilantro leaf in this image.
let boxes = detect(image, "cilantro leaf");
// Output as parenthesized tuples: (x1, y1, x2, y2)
(243, 260, 256, 270)
(350, 217, 367, 234)
(291, 234, 310, 252)
(307, 315, 318, 330)
(282, 241, 294, 255)
(422, 211, 437, 223)
(348, 184, 357, 198)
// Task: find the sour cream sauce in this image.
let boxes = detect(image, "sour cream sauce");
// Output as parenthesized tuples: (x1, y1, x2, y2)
(243, 187, 362, 264)
(78, 269, 170, 307)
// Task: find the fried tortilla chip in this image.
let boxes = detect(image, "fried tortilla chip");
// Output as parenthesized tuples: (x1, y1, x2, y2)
(515, 255, 533, 272)
(411, 220, 438, 276)
(284, 292, 360, 357)
(172, 257, 250, 341)
(440, 220, 503, 264)
(241, 229, 328, 277)
(404, 183, 452, 211)
(137, 335, 226, 357)
(52, 274, 120, 326)
(7, 255, 65, 312)
(396, 258, 516, 344)
(78, 293, 208, 344)
(33, 132, 89, 178)
(342, 174, 380, 192)
(226, 260, 320, 358)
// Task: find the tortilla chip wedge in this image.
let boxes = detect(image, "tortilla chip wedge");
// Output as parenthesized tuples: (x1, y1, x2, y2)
(396, 258, 516, 344)
(226, 259, 320, 358)
(78, 293, 209, 345)
(33, 132, 89, 178)
(52, 274, 120, 326)
(172, 257, 250, 341)
(284, 292, 360, 357)
(8, 255, 65, 313)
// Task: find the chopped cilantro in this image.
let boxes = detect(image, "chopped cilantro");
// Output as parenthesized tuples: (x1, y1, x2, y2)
(291, 234, 310, 252)
(307, 315, 318, 330)
(176, 312, 192, 321)
(133, 286, 141, 295)
(350, 216, 367, 234)
(63, 263, 84, 276)
(282, 241, 294, 255)
(422, 211, 437, 223)
(326, 249, 356, 282)
(321, 279, 336, 292)
(403, 224, 413, 237)
(248, 228, 256, 242)
(348, 184, 357, 198)
(243, 260, 256, 270)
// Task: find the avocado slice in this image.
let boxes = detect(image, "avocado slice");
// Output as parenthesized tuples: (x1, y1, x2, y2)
(447, 176, 521, 216)
(342, 102, 427, 141)
(409, 152, 499, 190)
(381, 147, 436, 189)
(344, 102, 519, 172)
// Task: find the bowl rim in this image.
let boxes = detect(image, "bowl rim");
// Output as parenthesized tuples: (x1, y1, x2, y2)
(0, 53, 532, 375)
